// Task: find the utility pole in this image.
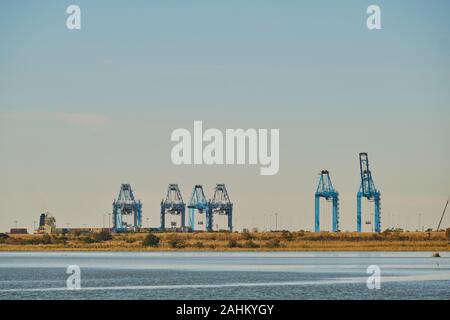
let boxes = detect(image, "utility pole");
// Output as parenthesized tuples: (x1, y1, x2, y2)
(274, 213, 278, 231)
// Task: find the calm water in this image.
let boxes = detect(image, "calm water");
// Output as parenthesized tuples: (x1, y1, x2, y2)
(0, 251, 449, 300)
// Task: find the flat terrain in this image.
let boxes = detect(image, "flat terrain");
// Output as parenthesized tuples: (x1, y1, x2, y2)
(0, 230, 449, 252)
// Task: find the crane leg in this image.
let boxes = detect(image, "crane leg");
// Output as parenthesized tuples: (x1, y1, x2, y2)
(315, 195, 320, 232)
(357, 192, 362, 232)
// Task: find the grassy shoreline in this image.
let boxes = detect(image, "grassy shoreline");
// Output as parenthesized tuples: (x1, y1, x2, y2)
(1, 230, 449, 252)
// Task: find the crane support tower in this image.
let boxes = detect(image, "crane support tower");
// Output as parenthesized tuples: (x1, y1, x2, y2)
(112, 184, 142, 232)
(187, 185, 210, 231)
(209, 184, 233, 231)
(357, 153, 381, 232)
(160, 184, 186, 230)
(315, 170, 339, 232)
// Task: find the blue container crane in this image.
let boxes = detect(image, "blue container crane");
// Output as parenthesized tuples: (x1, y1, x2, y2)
(160, 184, 186, 230)
(315, 170, 339, 232)
(357, 153, 381, 232)
(187, 185, 209, 231)
(209, 184, 233, 231)
(112, 184, 142, 232)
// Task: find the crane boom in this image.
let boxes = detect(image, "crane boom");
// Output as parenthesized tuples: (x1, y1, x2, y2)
(436, 195, 450, 231)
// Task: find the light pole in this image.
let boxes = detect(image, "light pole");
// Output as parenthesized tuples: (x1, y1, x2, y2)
(274, 213, 278, 231)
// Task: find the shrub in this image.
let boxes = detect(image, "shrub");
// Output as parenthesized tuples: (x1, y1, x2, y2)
(5, 237, 20, 245)
(93, 230, 112, 242)
(82, 236, 98, 243)
(241, 230, 253, 240)
(265, 238, 281, 248)
(446, 228, 450, 240)
(193, 241, 204, 248)
(0, 233, 9, 244)
(167, 235, 185, 249)
(244, 240, 259, 248)
(228, 239, 238, 248)
(142, 234, 160, 247)
(42, 234, 52, 244)
(72, 231, 82, 238)
(281, 231, 293, 241)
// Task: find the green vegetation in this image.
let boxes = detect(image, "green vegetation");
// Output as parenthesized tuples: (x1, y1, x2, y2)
(228, 239, 238, 248)
(93, 230, 112, 242)
(265, 238, 281, 248)
(193, 241, 204, 248)
(142, 233, 160, 247)
(42, 234, 52, 244)
(167, 235, 186, 249)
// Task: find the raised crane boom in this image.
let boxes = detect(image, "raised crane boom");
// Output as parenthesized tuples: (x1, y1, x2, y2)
(357, 153, 381, 232)
(436, 195, 450, 231)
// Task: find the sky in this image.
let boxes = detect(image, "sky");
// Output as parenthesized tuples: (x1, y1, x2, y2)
(0, 0, 449, 233)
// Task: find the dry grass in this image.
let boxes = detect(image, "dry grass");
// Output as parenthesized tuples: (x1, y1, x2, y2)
(0, 230, 449, 252)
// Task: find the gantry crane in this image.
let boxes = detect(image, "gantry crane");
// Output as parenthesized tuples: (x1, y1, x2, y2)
(209, 184, 233, 231)
(315, 170, 339, 232)
(357, 153, 381, 232)
(112, 184, 142, 232)
(187, 185, 209, 231)
(160, 184, 185, 230)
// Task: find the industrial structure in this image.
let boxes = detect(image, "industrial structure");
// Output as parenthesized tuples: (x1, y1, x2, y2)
(37, 212, 56, 234)
(112, 184, 142, 232)
(209, 184, 233, 231)
(314, 170, 339, 232)
(159, 183, 234, 232)
(187, 185, 210, 231)
(357, 153, 381, 232)
(160, 184, 186, 230)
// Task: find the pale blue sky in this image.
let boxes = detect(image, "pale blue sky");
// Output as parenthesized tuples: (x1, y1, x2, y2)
(0, 1, 449, 232)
